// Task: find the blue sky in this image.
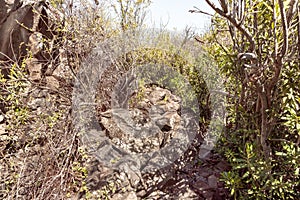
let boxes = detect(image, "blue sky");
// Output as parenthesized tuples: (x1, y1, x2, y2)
(147, 0, 217, 32)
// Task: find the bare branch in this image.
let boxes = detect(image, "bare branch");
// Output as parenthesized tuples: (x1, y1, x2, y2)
(194, 35, 204, 44)
(273, 0, 278, 58)
(279, 0, 288, 58)
(298, 2, 300, 58)
(219, 0, 228, 14)
(286, 0, 297, 27)
(189, 6, 214, 17)
(205, 0, 256, 52)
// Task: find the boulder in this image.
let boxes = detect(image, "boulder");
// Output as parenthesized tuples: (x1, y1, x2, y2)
(0, 0, 63, 78)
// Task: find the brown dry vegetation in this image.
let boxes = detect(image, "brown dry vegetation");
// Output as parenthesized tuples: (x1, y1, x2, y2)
(0, 0, 230, 199)
(1, 0, 299, 200)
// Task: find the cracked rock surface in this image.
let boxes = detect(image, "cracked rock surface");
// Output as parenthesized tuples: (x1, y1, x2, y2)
(100, 85, 181, 154)
(80, 64, 231, 200)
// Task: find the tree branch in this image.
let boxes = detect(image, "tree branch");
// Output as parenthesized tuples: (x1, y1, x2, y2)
(205, 0, 255, 52)
(189, 6, 214, 17)
(286, 0, 297, 27)
(219, 0, 228, 14)
(273, 0, 278, 58)
(279, 0, 288, 58)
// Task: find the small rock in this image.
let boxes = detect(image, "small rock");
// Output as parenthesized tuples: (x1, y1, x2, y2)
(45, 76, 60, 90)
(0, 115, 4, 123)
(136, 190, 146, 197)
(148, 87, 169, 104)
(52, 63, 71, 79)
(147, 190, 168, 199)
(193, 180, 210, 191)
(208, 175, 218, 188)
(165, 101, 180, 111)
(112, 191, 137, 200)
(28, 98, 45, 110)
(28, 32, 43, 55)
(178, 188, 198, 199)
(198, 171, 212, 178)
(202, 190, 214, 200)
(198, 146, 213, 159)
(27, 58, 42, 81)
(215, 160, 231, 171)
(0, 124, 6, 135)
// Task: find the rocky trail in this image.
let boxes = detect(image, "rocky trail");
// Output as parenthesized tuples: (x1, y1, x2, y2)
(77, 62, 231, 199)
(0, 55, 230, 199)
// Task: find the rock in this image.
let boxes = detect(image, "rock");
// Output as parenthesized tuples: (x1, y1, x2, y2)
(28, 32, 43, 56)
(0, 124, 6, 135)
(178, 188, 198, 199)
(215, 160, 231, 171)
(45, 76, 60, 90)
(27, 58, 42, 81)
(148, 87, 170, 104)
(193, 180, 210, 191)
(198, 145, 213, 159)
(112, 191, 137, 200)
(28, 98, 45, 110)
(0, 0, 63, 78)
(208, 175, 218, 188)
(0, 115, 4, 123)
(136, 189, 147, 197)
(146, 190, 168, 199)
(100, 85, 182, 154)
(92, 77, 231, 199)
(120, 163, 142, 188)
(51, 59, 72, 79)
(198, 171, 212, 179)
(202, 190, 214, 200)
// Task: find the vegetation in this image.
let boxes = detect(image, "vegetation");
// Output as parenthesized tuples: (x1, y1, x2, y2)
(196, 0, 300, 199)
(0, 0, 299, 199)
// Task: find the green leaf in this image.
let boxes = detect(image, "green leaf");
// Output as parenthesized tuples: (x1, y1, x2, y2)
(275, 152, 287, 156)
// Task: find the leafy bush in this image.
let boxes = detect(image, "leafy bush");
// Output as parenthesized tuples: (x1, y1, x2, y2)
(200, 0, 300, 199)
